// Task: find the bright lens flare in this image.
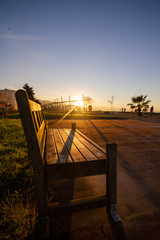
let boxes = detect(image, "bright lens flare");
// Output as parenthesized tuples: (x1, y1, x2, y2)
(74, 100, 83, 107)
(73, 95, 83, 107)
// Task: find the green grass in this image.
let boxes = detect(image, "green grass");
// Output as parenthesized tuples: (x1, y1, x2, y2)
(43, 111, 126, 120)
(0, 113, 20, 119)
(0, 119, 37, 240)
(0, 111, 126, 120)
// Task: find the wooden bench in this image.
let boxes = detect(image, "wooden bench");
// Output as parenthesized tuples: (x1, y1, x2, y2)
(16, 89, 120, 224)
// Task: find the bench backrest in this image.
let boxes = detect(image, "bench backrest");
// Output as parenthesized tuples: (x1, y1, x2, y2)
(16, 89, 46, 162)
(16, 89, 48, 216)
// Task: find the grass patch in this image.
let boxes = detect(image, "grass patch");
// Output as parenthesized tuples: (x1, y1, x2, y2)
(43, 111, 126, 120)
(0, 111, 126, 120)
(0, 119, 37, 240)
(0, 113, 20, 119)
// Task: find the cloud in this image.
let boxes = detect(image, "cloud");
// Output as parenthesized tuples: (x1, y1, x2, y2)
(0, 12, 3, 15)
(0, 34, 46, 41)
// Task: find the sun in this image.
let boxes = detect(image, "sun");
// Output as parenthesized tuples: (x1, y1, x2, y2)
(74, 100, 84, 107)
(73, 95, 84, 107)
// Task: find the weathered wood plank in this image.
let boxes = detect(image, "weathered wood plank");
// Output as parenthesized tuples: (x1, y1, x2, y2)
(46, 129, 57, 165)
(46, 128, 106, 165)
(47, 159, 107, 181)
(48, 195, 107, 215)
(53, 129, 72, 163)
(58, 129, 86, 162)
(65, 129, 106, 161)
(76, 129, 106, 154)
(29, 98, 42, 111)
(40, 128, 46, 161)
(31, 111, 38, 132)
(64, 129, 97, 161)
(37, 121, 46, 156)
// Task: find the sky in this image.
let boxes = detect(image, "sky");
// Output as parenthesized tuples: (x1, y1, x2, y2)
(0, 0, 160, 111)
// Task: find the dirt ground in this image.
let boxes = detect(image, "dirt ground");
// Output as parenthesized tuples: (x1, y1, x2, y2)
(47, 115, 160, 240)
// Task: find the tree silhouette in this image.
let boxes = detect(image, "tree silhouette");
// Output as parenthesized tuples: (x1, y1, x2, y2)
(23, 83, 35, 101)
(127, 95, 151, 116)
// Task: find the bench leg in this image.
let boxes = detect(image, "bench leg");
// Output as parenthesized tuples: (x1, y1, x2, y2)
(106, 143, 121, 222)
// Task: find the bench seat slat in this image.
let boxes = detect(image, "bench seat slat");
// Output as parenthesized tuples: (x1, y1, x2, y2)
(53, 129, 73, 163)
(76, 129, 106, 154)
(46, 128, 107, 165)
(64, 129, 98, 161)
(46, 129, 57, 165)
(58, 129, 86, 163)
(64, 129, 106, 161)
(47, 159, 107, 181)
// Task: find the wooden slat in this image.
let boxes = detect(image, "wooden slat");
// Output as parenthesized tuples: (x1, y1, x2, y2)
(53, 129, 72, 163)
(37, 111, 42, 124)
(34, 111, 40, 131)
(40, 129, 46, 161)
(35, 111, 41, 127)
(48, 195, 107, 215)
(76, 129, 106, 154)
(29, 98, 42, 111)
(47, 159, 107, 181)
(39, 110, 44, 122)
(46, 129, 58, 164)
(64, 129, 106, 161)
(64, 129, 97, 160)
(46, 128, 106, 165)
(58, 129, 86, 162)
(31, 112, 38, 132)
(37, 121, 46, 148)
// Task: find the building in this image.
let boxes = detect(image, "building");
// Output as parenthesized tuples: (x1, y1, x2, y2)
(0, 89, 17, 109)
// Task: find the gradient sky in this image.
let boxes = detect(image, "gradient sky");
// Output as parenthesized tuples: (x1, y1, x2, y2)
(0, 0, 160, 111)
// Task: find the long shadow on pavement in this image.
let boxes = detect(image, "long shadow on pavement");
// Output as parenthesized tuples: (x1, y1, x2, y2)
(88, 120, 127, 240)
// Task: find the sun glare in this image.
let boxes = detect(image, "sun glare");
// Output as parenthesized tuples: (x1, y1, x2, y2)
(73, 95, 84, 107)
(74, 100, 84, 107)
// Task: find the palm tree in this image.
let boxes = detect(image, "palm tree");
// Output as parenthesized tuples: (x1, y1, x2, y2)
(127, 95, 151, 116)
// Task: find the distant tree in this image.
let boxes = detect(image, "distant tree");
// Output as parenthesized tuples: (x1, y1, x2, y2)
(23, 83, 35, 100)
(127, 95, 151, 116)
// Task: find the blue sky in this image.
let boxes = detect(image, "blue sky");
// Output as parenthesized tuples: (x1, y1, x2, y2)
(0, 0, 160, 111)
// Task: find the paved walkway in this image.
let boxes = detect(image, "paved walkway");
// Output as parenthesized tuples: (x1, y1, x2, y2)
(48, 117, 160, 240)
